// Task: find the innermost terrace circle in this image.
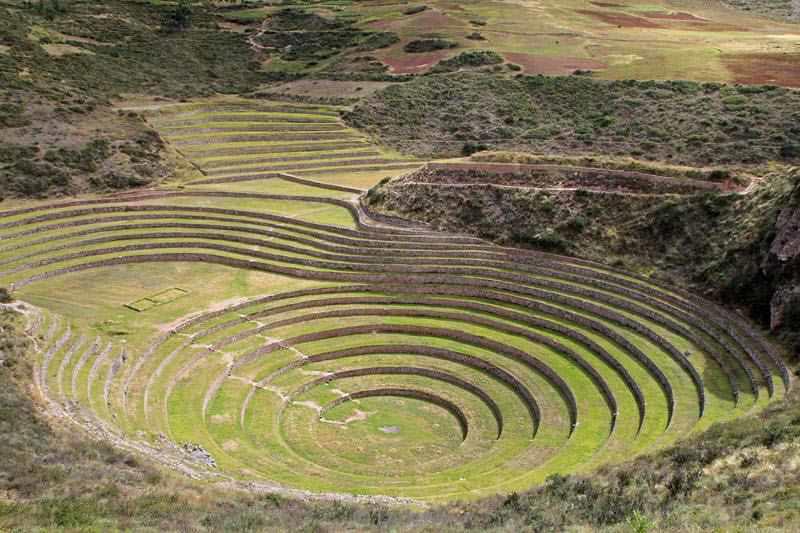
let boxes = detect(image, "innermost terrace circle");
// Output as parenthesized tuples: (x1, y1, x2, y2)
(310, 396, 466, 473)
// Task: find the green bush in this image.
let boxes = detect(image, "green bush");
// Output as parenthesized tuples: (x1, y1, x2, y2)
(89, 172, 149, 190)
(0, 104, 30, 128)
(780, 143, 800, 159)
(403, 5, 428, 15)
(256, 9, 398, 61)
(404, 38, 457, 53)
(723, 95, 747, 107)
(347, 72, 800, 164)
(356, 32, 400, 51)
(462, 142, 488, 156)
(161, 0, 193, 32)
(432, 50, 503, 73)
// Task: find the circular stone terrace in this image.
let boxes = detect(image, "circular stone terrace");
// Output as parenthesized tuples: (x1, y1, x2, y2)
(0, 100, 788, 502)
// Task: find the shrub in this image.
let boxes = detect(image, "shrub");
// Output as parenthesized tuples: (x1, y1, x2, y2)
(403, 38, 457, 53)
(0, 288, 11, 303)
(258, 9, 397, 61)
(268, 8, 340, 31)
(723, 95, 747, 107)
(708, 169, 731, 181)
(626, 510, 655, 533)
(89, 172, 149, 190)
(33, 0, 68, 19)
(563, 215, 589, 232)
(403, 5, 428, 15)
(162, 0, 193, 32)
(0, 104, 30, 128)
(356, 32, 400, 51)
(432, 50, 503, 73)
(42, 498, 98, 528)
(462, 142, 488, 156)
(780, 143, 800, 159)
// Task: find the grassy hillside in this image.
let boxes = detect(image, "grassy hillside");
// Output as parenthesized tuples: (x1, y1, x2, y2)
(346, 73, 800, 166)
(3, 0, 798, 198)
(0, 0, 265, 198)
(219, 0, 800, 85)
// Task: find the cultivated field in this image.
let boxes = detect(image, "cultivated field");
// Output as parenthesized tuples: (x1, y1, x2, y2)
(231, 0, 800, 86)
(0, 100, 789, 502)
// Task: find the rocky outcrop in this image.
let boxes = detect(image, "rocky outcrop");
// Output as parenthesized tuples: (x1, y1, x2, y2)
(765, 196, 800, 336)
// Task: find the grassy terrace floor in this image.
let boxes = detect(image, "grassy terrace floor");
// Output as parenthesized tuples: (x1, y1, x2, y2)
(0, 100, 789, 502)
(146, 98, 422, 189)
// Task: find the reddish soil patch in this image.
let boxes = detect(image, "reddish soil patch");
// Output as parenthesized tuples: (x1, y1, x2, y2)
(414, 9, 462, 31)
(504, 52, 606, 75)
(723, 53, 800, 88)
(367, 18, 392, 30)
(576, 10, 663, 29)
(367, 9, 464, 33)
(381, 48, 455, 74)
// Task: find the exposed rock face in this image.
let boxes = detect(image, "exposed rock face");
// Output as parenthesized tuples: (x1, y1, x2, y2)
(766, 203, 800, 333)
(771, 206, 800, 263)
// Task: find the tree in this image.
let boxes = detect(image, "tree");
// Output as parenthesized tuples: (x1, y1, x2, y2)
(0, 288, 12, 303)
(162, 0, 193, 32)
(33, 0, 68, 18)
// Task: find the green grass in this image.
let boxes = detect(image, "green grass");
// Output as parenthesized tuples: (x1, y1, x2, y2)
(126, 287, 189, 312)
(0, 99, 788, 504)
(148, 98, 418, 190)
(224, 0, 800, 84)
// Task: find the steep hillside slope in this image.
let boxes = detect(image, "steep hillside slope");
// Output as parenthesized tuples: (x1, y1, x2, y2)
(346, 73, 800, 165)
(0, 0, 264, 198)
(365, 161, 800, 355)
